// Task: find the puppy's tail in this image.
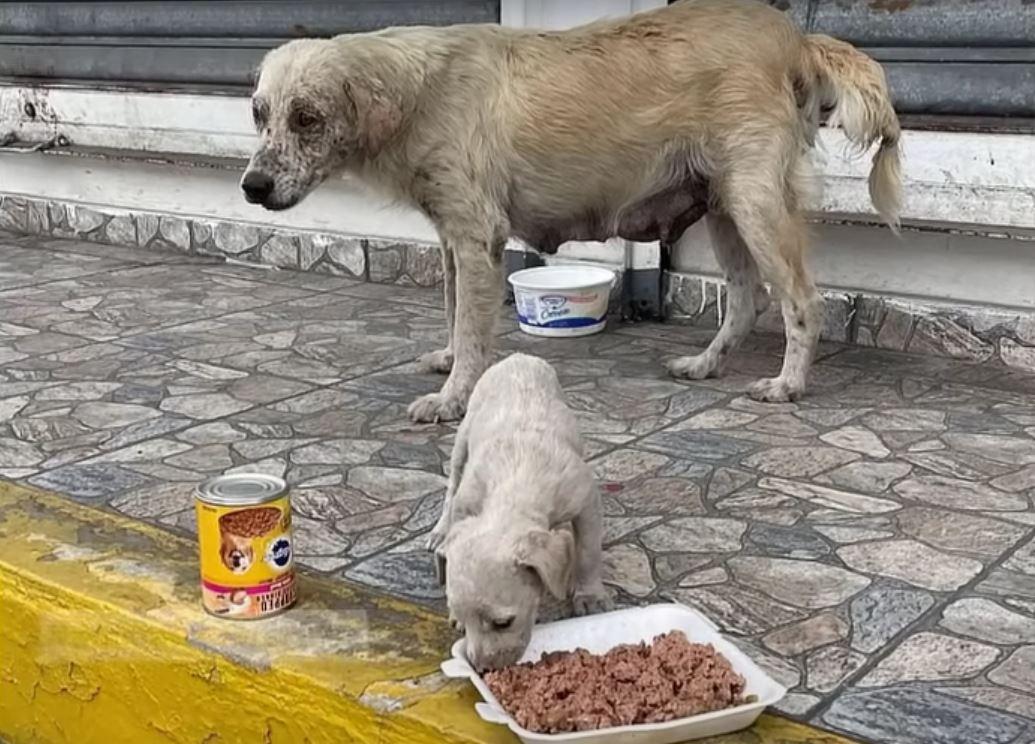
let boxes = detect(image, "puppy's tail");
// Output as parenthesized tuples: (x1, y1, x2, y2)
(801, 34, 902, 232)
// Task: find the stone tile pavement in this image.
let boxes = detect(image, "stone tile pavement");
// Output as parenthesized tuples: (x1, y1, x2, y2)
(2, 229, 1034, 744)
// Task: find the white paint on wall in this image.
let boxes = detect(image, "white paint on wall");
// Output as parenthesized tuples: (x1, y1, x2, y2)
(0, 151, 440, 244)
(816, 129, 1035, 235)
(501, 0, 664, 30)
(671, 219, 1035, 310)
(1, 86, 255, 160)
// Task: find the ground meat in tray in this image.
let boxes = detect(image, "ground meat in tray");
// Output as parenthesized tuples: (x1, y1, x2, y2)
(483, 630, 750, 734)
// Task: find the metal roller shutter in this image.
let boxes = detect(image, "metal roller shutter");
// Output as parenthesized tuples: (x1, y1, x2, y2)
(0, 1, 501, 90)
(786, 0, 1034, 120)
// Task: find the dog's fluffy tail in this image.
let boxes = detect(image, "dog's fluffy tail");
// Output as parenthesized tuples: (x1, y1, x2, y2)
(801, 34, 902, 231)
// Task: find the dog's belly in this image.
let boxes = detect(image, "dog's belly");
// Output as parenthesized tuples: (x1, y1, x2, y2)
(511, 177, 709, 254)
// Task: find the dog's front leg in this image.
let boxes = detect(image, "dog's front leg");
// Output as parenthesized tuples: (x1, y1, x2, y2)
(571, 493, 612, 616)
(427, 413, 470, 552)
(417, 244, 456, 374)
(408, 236, 502, 422)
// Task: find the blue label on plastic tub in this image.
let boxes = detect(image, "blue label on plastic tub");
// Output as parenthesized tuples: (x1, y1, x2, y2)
(517, 314, 605, 328)
(513, 286, 607, 329)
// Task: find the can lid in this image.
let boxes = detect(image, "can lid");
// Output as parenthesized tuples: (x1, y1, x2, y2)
(195, 473, 288, 506)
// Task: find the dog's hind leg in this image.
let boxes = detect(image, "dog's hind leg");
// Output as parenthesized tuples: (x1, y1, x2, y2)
(667, 213, 769, 381)
(408, 234, 503, 422)
(722, 161, 823, 402)
(751, 259, 822, 403)
(418, 245, 456, 374)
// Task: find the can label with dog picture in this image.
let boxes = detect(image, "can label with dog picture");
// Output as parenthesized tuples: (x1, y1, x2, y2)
(194, 473, 296, 619)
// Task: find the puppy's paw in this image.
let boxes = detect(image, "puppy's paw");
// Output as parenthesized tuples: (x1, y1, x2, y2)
(572, 585, 613, 617)
(426, 520, 448, 553)
(666, 354, 719, 381)
(748, 376, 803, 403)
(407, 392, 466, 423)
(417, 348, 454, 374)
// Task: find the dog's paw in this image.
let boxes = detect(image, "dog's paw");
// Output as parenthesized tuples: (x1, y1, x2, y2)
(666, 354, 719, 381)
(572, 586, 613, 617)
(426, 521, 448, 553)
(408, 392, 466, 423)
(417, 348, 454, 374)
(748, 376, 803, 403)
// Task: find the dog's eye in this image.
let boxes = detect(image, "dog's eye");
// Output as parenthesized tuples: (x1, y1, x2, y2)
(292, 110, 320, 130)
(491, 616, 515, 631)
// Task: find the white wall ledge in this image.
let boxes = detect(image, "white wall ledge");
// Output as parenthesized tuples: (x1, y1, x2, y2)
(3, 84, 1032, 241)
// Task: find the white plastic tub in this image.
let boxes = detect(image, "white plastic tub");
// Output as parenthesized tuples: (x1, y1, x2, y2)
(508, 265, 617, 338)
(441, 602, 786, 744)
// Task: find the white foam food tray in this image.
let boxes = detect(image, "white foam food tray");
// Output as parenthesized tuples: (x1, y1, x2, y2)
(440, 602, 786, 744)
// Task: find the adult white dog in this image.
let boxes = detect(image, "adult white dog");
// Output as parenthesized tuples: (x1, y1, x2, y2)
(241, 0, 901, 422)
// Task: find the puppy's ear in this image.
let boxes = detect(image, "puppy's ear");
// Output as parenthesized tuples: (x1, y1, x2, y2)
(434, 551, 447, 587)
(433, 536, 449, 588)
(432, 518, 467, 587)
(342, 76, 402, 157)
(514, 529, 574, 601)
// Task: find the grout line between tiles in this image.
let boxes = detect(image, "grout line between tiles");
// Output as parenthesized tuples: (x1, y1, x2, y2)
(807, 525, 1035, 724)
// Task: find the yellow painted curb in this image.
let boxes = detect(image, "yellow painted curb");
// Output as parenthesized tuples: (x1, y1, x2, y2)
(0, 483, 858, 744)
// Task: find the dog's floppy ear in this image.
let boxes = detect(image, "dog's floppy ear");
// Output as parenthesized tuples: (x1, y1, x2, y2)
(514, 529, 575, 601)
(431, 518, 466, 588)
(434, 551, 447, 587)
(342, 76, 403, 157)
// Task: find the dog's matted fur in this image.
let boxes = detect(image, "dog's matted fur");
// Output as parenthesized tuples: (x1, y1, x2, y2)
(242, 0, 902, 422)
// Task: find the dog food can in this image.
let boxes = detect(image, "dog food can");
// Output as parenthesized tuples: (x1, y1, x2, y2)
(194, 473, 296, 619)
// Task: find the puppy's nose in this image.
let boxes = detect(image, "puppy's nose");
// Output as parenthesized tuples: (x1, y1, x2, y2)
(241, 171, 274, 203)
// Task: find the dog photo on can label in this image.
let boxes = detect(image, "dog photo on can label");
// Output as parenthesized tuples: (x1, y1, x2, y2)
(218, 507, 282, 573)
(219, 531, 255, 574)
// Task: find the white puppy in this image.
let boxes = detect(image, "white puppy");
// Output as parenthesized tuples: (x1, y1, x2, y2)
(428, 352, 610, 671)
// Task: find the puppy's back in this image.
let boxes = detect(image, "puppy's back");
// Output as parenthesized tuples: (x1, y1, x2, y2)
(465, 353, 573, 441)
(463, 354, 590, 513)
(486, 352, 560, 391)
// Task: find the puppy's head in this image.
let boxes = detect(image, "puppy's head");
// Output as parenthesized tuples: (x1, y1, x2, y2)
(443, 522, 574, 672)
(241, 37, 403, 211)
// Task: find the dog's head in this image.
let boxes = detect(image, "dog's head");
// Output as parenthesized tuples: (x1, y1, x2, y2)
(241, 37, 404, 211)
(220, 533, 254, 574)
(442, 521, 574, 672)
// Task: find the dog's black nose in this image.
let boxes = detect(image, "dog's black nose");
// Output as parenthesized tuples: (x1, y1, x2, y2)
(241, 171, 274, 203)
